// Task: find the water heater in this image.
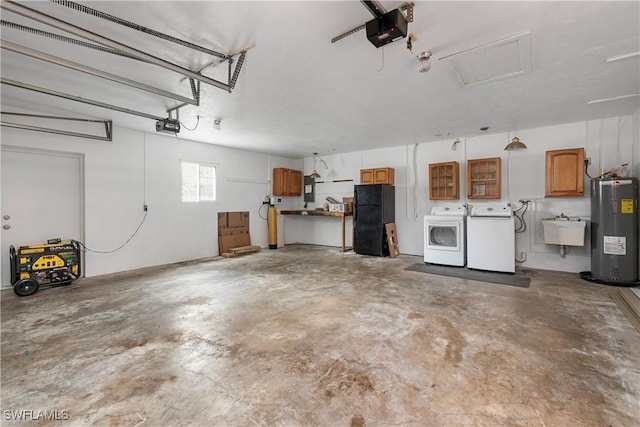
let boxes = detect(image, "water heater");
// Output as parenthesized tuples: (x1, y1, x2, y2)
(582, 177, 639, 285)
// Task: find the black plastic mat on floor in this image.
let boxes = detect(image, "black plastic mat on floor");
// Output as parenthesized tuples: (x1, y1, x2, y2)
(405, 263, 530, 288)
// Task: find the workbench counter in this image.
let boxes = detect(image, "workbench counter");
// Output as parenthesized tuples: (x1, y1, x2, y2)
(280, 210, 353, 252)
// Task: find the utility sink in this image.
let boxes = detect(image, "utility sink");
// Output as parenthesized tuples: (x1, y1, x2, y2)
(542, 218, 586, 246)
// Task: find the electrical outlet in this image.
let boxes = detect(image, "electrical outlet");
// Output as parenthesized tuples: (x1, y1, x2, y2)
(585, 157, 592, 166)
(143, 204, 148, 212)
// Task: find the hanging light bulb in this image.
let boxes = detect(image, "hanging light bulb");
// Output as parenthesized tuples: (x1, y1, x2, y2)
(417, 51, 432, 73)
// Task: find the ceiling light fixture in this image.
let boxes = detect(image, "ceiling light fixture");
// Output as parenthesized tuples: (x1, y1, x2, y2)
(310, 152, 322, 179)
(417, 51, 432, 73)
(504, 136, 527, 151)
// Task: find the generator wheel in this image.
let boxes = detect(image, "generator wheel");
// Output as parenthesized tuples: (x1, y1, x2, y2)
(13, 279, 39, 297)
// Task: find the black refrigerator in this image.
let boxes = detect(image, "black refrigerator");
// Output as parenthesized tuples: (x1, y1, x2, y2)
(354, 184, 395, 256)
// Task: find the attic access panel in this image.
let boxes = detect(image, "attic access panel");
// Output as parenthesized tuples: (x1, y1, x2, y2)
(439, 32, 532, 87)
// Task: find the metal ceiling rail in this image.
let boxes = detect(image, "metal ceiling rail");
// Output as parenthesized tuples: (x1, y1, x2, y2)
(1, 0, 233, 92)
(50, 0, 230, 61)
(0, 20, 137, 60)
(1, 40, 199, 106)
(1, 112, 113, 141)
(1, 78, 165, 121)
(331, 24, 366, 44)
(361, 1, 387, 18)
(1, 21, 202, 104)
(230, 51, 247, 90)
(179, 42, 256, 83)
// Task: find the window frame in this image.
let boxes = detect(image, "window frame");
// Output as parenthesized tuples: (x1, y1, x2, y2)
(180, 160, 218, 203)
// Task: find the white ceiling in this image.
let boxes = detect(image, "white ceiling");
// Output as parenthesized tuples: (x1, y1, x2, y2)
(1, 1, 639, 158)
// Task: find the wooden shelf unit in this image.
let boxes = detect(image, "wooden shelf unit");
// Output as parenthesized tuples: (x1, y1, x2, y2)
(467, 157, 501, 199)
(429, 161, 459, 200)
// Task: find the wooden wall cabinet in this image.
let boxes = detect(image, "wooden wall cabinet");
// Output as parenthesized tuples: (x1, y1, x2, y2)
(360, 167, 395, 185)
(467, 157, 501, 199)
(273, 168, 302, 196)
(429, 161, 459, 200)
(545, 147, 584, 197)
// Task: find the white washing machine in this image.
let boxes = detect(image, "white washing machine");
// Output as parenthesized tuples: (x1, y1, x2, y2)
(424, 205, 467, 266)
(466, 205, 515, 273)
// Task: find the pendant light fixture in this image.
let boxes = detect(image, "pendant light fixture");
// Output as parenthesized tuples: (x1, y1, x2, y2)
(310, 153, 321, 179)
(504, 126, 527, 151)
(504, 136, 527, 151)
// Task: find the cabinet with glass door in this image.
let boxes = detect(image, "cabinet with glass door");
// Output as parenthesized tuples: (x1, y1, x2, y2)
(429, 161, 459, 200)
(467, 157, 501, 199)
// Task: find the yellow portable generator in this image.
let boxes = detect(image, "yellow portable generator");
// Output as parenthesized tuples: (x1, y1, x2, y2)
(9, 238, 81, 296)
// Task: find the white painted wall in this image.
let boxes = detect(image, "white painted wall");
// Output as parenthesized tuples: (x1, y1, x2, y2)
(0, 125, 301, 277)
(1, 112, 636, 277)
(289, 114, 638, 273)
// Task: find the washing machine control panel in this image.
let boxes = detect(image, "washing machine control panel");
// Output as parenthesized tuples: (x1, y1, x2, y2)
(470, 205, 512, 217)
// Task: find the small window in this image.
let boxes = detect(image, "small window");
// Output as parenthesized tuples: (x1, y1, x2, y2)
(181, 161, 216, 202)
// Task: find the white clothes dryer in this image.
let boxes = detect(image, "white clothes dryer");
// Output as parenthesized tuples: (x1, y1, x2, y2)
(424, 205, 467, 266)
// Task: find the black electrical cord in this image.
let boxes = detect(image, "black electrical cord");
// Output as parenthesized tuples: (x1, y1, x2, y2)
(76, 211, 147, 254)
(584, 160, 596, 179)
(513, 200, 529, 233)
(180, 115, 200, 131)
(258, 202, 268, 220)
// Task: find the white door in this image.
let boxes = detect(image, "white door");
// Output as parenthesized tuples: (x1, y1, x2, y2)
(1, 147, 83, 288)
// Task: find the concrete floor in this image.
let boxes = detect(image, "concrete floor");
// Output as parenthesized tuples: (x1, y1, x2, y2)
(1, 244, 639, 426)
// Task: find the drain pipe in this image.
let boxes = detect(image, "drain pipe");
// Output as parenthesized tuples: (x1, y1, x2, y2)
(515, 252, 527, 263)
(559, 245, 568, 258)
